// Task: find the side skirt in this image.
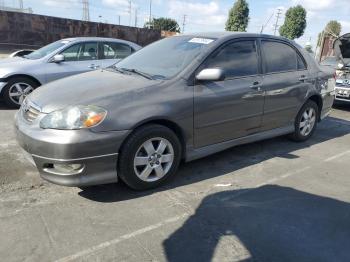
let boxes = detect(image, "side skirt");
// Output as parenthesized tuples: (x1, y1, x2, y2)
(186, 125, 294, 162)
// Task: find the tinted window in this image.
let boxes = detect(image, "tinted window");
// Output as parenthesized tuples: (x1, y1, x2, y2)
(205, 40, 258, 78)
(262, 41, 305, 73)
(102, 42, 133, 59)
(60, 42, 98, 61)
(297, 54, 307, 70)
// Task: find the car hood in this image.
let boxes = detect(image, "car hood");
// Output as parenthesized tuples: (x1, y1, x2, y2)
(28, 69, 164, 113)
(0, 56, 38, 66)
(334, 33, 350, 65)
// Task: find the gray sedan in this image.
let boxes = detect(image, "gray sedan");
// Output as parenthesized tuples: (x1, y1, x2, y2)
(0, 37, 141, 107)
(15, 33, 335, 190)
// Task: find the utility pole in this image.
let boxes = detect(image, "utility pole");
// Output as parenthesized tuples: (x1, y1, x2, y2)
(128, 0, 132, 26)
(149, 0, 152, 28)
(118, 15, 121, 25)
(134, 8, 138, 27)
(82, 0, 90, 22)
(273, 8, 282, 36)
(19, 0, 23, 9)
(182, 14, 187, 34)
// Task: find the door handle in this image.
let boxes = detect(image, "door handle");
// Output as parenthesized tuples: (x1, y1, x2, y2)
(299, 75, 308, 82)
(250, 81, 262, 91)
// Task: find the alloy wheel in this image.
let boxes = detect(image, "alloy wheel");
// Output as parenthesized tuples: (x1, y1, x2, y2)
(299, 107, 316, 136)
(133, 137, 174, 182)
(8, 82, 34, 105)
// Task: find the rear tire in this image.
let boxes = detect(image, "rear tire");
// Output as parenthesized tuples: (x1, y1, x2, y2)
(3, 77, 39, 108)
(118, 124, 182, 190)
(289, 100, 319, 142)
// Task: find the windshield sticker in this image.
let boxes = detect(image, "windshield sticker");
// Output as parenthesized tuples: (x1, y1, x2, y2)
(189, 38, 214, 45)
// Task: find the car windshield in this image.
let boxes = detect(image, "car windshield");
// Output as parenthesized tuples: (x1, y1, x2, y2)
(114, 36, 216, 79)
(25, 40, 70, 60)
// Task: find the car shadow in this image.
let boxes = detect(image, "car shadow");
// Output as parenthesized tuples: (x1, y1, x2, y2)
(78, 116, 350, 202)
(162, 185, 350, 262)
(333, 102, 350, 112)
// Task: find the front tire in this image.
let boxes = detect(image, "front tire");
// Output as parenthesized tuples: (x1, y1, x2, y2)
(118, 124, 182, 190)
(3, 77, 39, 108)
(289, 100, 319, 142)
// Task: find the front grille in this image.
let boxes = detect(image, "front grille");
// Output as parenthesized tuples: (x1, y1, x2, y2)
(22, 100, 42, 123)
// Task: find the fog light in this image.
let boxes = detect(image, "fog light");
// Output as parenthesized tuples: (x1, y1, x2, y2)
(41, 163, 85, 176)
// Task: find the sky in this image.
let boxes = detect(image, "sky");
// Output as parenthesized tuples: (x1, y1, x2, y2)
(6, 0, 350, 48)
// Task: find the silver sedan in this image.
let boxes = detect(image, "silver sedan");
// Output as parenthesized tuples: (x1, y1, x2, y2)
(0, 37, 141, 108)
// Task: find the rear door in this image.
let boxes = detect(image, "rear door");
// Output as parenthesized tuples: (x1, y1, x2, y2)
(260, 40, 310, 131)
(194, 39, 264, 148)
(99, 42, 134, 68)
(45, 42, 102, 82)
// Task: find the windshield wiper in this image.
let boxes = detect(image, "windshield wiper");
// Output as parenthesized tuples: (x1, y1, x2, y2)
(121, 68, 154, 80)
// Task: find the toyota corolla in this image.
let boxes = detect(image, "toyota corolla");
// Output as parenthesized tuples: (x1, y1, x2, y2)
(15, 33, 335, 190)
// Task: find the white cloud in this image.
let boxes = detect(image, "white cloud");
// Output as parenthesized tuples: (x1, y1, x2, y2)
(167, 1, 226, 30)
(43, 0, 79, 8)
(340, 21, 350, 35)
(291, 0, 334, 11)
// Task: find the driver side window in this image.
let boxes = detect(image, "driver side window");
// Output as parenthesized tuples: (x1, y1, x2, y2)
(205, 40, 259, 78)
(60, 42, 98, 62)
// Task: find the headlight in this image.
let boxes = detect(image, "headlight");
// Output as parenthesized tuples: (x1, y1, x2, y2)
(40, 105, 107, 130)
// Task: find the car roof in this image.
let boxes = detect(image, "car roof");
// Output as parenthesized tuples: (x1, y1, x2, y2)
(181, 31, 294, 44)
(60, 37, 141, 47)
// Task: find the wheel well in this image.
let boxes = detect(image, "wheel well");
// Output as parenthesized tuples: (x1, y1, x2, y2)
(122, 120, 186, 159)
(4, 74, 41, 86)
(308, 95, 323, 119)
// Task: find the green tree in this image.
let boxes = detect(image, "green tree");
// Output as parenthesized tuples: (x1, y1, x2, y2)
(325, 20, 342, 36)
(225, 0, 249, 32)
(279, 5, 307, 40)
(305, 45, 313, 54)
(316, 20, 342, 47)
(144, 17, 180, 32)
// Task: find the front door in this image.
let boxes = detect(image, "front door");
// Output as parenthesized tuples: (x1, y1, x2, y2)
(194, 40, 265, 148)
(45, 42, 101, 83)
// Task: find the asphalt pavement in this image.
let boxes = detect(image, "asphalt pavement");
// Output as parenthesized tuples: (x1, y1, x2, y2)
(1, 102, 350, 262)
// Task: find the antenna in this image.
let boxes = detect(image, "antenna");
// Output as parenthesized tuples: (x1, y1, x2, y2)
(82, 0, 90, 22)
(182, 14, 187, 33)
(273, 8, 282, 36)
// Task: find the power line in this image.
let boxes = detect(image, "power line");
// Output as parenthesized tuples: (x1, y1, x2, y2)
(273, 8, 282, 36)
(82, 0, 90, 22)
(260, 11, 274, 34)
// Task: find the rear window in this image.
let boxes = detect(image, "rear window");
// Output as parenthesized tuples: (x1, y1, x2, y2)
(262, 41, 306, 73)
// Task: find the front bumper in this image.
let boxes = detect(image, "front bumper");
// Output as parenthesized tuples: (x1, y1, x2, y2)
(334, 86, 350, 103)
(15, 112, 130, 187)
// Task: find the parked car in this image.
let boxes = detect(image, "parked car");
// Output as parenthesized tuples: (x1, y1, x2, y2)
(0, 37, 141, 108)
(15, 33, 335, 190)
(333, 33, 350, 103)
(9, 49, 35, 58)
(320, 56, 337, 68)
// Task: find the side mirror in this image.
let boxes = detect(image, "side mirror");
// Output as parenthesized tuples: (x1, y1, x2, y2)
(52, 54, 65, 63)
(196, 68, 225, 82)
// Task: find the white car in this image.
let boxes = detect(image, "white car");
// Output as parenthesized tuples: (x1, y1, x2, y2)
(334, 33, 350, 103)
(0, 37, 141, 108)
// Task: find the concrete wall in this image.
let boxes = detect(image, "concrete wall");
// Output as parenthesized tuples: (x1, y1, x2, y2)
(0, 10, 162, 54)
